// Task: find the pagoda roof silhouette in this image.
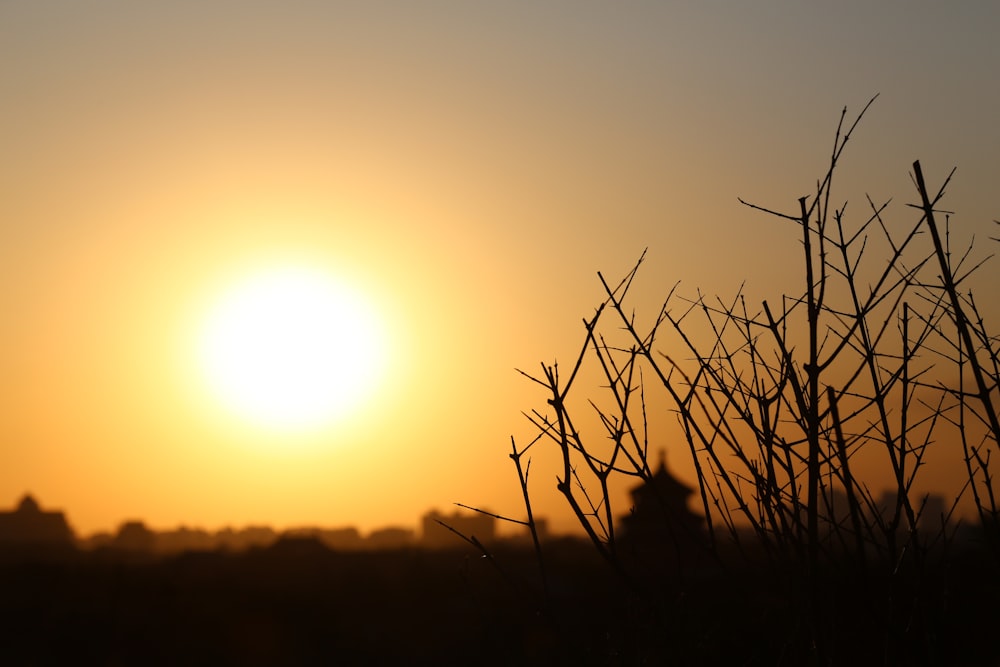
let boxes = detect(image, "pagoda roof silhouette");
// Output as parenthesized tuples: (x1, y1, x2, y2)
(619, 450, 704, 552)
(629, 451, 695, 503)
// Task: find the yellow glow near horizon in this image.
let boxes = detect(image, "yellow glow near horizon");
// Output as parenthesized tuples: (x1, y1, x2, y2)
(196, 264, 387, 433)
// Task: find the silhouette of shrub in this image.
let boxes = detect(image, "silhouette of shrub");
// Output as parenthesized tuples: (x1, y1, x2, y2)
(509, 96, 1000, 663)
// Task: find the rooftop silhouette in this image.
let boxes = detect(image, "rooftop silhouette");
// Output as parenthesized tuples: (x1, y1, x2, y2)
(0, 493, 546, 557)
(0, 494, 75, 548)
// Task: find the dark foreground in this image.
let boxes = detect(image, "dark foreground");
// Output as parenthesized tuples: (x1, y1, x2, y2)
(1, 537, 998, 666)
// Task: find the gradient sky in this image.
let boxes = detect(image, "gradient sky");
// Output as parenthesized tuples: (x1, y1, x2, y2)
(2, 1, 998, 536)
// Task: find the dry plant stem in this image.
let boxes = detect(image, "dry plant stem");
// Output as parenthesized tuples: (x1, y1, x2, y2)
(761, 300, 810, 543)
(509, 437, 549, 598)
(829, 201, 930, 539)
(666, 289, 813, 555)
(798, 195, 823, 588)
(964, 296, 1000, 378)
(524, 312, 637, 580)
(827, 386, 867, 568)
(432, 519, 517, 591)
(517, 308, 622, 565)
(914, 161, 1000, 449)
(598, 270, 761, 544)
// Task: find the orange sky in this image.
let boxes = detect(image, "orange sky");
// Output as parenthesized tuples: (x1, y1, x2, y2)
(1, 1, 998, 537)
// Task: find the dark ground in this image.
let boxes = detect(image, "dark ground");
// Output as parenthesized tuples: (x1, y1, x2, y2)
(0, 536, 997, 666)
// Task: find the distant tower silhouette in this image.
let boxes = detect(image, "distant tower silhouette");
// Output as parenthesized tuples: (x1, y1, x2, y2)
(619, 450, 704, 556)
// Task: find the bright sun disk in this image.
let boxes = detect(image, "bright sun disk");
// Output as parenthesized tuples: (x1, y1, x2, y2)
(197, 265, 386, 432)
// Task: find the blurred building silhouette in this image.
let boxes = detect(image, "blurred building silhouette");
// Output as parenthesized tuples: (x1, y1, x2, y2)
(78, 531, 114, 550)
(368, 526, 415, 549)
(214, 525, 278, 552)
(0, 494, 75, 547)
(320, 527, 364, 550)
(112, 520, 157, 551)
(0, 495, 534, 557)
(506, 517, 549, 546)
(158, 525, 216, 554)
(876, 490, 948, 530)
(283, 526, 365, 551)
(619, 451, 704, 553)
(421, 509, 495, 548)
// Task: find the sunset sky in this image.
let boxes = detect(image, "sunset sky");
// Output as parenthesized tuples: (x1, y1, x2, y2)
(2, 1, 998, 537)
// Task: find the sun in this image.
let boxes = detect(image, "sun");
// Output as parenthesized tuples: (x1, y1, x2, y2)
(196, 264, 387, 432)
